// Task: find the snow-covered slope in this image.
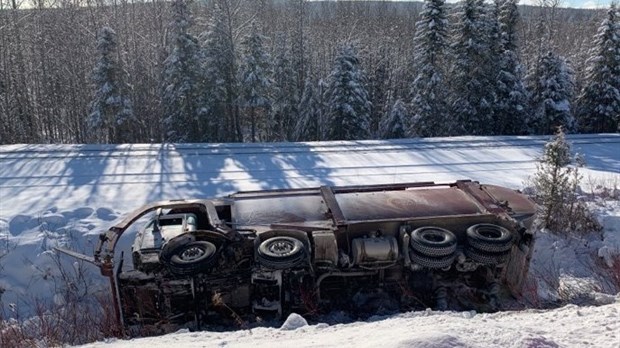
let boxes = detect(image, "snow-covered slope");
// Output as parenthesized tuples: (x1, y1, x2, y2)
(1, 134, 619, 347)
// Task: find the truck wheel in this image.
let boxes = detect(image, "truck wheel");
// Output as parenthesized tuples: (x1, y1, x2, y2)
(257, 236, 306, 269)
(466, 224, 513, 253)
(465, 247, 510, 265)
(166, 241, 218, 275)
(410, 226, 457, 257)
(159, 232, 196, 263)
(409, 251, 455, 269)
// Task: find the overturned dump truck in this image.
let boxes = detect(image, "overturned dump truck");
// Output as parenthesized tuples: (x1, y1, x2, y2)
(58, 180, 537, 334)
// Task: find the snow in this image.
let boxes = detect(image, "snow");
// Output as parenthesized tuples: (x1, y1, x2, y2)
(596, 200, 620, 267)
(77, 302, 620, 348)
(280, 313, 309, 330)
(1, 134, 619, 346)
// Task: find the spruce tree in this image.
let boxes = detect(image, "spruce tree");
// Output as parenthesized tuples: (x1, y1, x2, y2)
(316, 78, 329, 140)
(531, 127, 599, 233)
(494, 0, 529, 135)
(239, 22, 273, 142)
(325, 44, 372, 141)
(576, 4, 620, 133)
(380, 99, 407, 139)
(369, 49, 390, 138)
(528, 52, 576, 135)
(449, 0, 496, 136)
(295, 77, 321, 141)
(87, 27, 134, 144)
(533, 127, 572, 230)
(160, 0, 205, 142)
(269, 34, 299, 141)
(290, 0, 308, 100)
(409, 0, 450, 137)
(202, 1, 240, 142)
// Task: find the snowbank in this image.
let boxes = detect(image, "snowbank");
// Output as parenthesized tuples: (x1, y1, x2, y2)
(77, 300, 620, 348)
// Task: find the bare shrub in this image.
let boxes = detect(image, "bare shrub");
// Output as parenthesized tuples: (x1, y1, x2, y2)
(0, 292, 122, 347)
(519, 275, 542, 309)
(584, 174, 620, 202)
(0, 251, 123, 346)
(530, 257, 561, 306)
(593, 254, 620, 294)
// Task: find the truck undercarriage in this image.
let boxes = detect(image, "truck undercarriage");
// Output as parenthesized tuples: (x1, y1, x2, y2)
(58, 180, 537, 335)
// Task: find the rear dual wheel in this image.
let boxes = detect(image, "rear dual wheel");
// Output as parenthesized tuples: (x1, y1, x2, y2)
(409, 227, 457, 269)
(466, 224, 513, 265)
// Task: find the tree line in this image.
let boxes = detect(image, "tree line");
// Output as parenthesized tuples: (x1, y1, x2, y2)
(0, 0, 618, 145)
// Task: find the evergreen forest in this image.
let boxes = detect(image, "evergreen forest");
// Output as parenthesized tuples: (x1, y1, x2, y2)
(0, 0, 618, 144)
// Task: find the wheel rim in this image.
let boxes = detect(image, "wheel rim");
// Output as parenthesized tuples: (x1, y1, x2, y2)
(478, 226, 502, 240)
(422, 231, 446, 243)
(180, 245, 205, 261)
(268, 239, 296, 256)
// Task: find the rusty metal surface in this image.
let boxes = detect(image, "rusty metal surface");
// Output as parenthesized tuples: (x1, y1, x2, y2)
(320, 186, 346, 226)
(482, 185, 537, 216)
(335, 187, 483, 221)
(232, 194, 328, 226)
(457, 181, 507, 214)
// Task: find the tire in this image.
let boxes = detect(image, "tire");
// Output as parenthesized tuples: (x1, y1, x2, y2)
(465, 247, 511, 265)
(166, 241, 218, 275)
(409, 251, 455, 269)
(466, 224, 513, 253)
(257, 236, 306, 269)
(410, 226, 457, 257)
(159, 232, 196, 263)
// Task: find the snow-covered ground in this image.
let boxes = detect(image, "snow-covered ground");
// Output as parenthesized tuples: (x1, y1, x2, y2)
(1, 134, 619, 347)
(79, 302, 620, 348)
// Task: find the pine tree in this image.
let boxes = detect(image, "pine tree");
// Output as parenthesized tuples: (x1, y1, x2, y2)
(316, 78, 329, 140)
(576, 4, 620, 133)
(269, 34, 299, 141)
(294, 77, 320, 141)
(290, 0, 308, 99)
(160, 0, 206, 142)
(239, 22, 273, 142)
(449, 0, 497, 136)
(494, 0, 529, 135)
(531, 127, 599, 234)
(380, 98, 407, 139)
(325, 44, 372, 141)
(409, 0, 449, 137)
(532, 127, 572, 230)
(87, 27, 134, 144)
(202, 0, 240, 142)
(369, 48, 391, 138)
(528, 52, 576, 135)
